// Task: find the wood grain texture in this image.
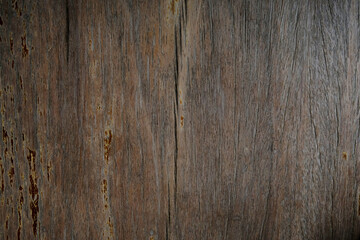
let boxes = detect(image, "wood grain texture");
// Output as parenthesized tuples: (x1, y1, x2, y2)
(0, 0, 360, 239)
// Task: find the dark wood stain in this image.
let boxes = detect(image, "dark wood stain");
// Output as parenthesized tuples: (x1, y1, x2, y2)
(0, 157, 4, 192)
(21, 35, 28, 58)
(9, 37, 13, 54)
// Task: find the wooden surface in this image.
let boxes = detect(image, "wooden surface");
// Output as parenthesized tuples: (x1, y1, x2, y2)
(0, 0, 360, 239)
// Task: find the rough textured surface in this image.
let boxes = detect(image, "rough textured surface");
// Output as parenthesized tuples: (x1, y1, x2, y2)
(0, 0, 360, 239)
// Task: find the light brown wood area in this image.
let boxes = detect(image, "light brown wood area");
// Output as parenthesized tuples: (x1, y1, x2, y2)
(0, 0, 360, 239)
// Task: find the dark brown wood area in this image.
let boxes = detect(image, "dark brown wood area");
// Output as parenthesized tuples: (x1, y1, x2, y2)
(0, 0, 360, 239)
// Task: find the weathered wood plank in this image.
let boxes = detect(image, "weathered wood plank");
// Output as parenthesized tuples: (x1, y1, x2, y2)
(0, 0, 359, 239)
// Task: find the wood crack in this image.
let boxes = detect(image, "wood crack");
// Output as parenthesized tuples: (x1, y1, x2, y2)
(66, 0, 70, 63)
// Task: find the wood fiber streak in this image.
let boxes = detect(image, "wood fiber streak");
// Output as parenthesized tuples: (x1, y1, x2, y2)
(0, 0, 359, 239)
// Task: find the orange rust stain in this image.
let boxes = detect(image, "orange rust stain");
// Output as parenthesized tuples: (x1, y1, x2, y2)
(30, 198, 39, 236)
(170, 0, 178, 14)
(170, 1, 175, 14)
(29, 175, 38, 199)
(21, 35, 28, 58)
(180, 115, 184, 127)
(342, 152, 347, 160)
(102, 178, 110, 210)
(18, 186, 23, 240)
(27, 149, 36, 172)
(8, 166, 14, 186)
(102, 179, 108, 194)
(102, 179, 109, 205)
(10, 37, 13, 54)
(104, 130, 112, 164)
(3, 127, 8, 144)
(27, 149, 38, 237)
(108, 217, 114, 237)
(47, 162, 51, 181)
(180, 98, 183, 104)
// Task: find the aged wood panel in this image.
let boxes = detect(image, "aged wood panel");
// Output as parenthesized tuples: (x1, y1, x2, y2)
(0, 0, 359, 239)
